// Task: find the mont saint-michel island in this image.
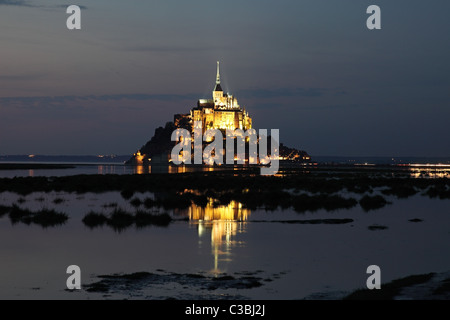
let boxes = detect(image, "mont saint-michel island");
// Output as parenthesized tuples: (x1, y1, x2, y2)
(127, 62, 311, 168)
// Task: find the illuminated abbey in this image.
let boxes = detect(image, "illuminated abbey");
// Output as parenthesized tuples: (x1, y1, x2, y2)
(174, 62, 252, 134)
(128, 61, 311, 166)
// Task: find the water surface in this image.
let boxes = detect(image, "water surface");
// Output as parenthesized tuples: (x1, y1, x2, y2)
(0, 189, 449, 299)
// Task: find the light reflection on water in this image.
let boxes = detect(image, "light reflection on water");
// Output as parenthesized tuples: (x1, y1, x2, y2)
(188, 200, 250, 274)
(133, 165, 215, 174)
(0, 164, 232, 178)
(2, 163, 450, 178)
(0, 190, 252, 279)
(409, 168, 450, 179)
(131, 165, 241, 175)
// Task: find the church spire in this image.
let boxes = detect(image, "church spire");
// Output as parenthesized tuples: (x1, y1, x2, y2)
(213, 61, 223, 92)
(216, 61, 220, 84)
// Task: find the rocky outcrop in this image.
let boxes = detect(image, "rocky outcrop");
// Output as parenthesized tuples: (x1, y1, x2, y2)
(126, 122, 176, 165)
(126, 122, 311, 165)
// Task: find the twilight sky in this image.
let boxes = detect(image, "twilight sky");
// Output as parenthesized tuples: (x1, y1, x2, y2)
(0, 0, 449, 156)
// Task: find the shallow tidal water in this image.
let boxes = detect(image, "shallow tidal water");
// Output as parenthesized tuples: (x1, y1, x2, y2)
(0, 189, 449, 300)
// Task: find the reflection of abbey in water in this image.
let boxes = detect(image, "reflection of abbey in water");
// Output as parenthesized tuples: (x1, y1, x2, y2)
(127, 62, 310, 165)
(189, 199, 250, 221)
(184, 199, 249, 274)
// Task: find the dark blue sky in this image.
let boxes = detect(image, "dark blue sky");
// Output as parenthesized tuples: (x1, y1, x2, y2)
(0, 0, 449, 156)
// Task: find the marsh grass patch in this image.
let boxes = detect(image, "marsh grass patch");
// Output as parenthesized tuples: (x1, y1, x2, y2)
(82, 208, 172, 231)
(359, 195, 389, 212)
(7, 204, 68, 227)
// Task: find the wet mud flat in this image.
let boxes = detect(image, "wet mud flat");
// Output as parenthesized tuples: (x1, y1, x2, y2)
(344, 271, 450, 300)
(74, 270, 286, 300)
(76, 269, 450, 300)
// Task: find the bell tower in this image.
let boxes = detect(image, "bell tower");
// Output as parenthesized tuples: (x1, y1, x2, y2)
(213, 61, 223, 102)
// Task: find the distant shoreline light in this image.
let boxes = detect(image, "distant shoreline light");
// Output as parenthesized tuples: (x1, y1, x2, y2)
(399, 163, 450, 168)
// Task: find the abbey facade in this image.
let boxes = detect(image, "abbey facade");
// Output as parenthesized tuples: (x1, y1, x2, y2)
(174, 62, 252, 134)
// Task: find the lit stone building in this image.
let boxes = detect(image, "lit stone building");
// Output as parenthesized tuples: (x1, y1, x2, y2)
(174, 61, 252, 134)
(129, 61, 311, 165)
